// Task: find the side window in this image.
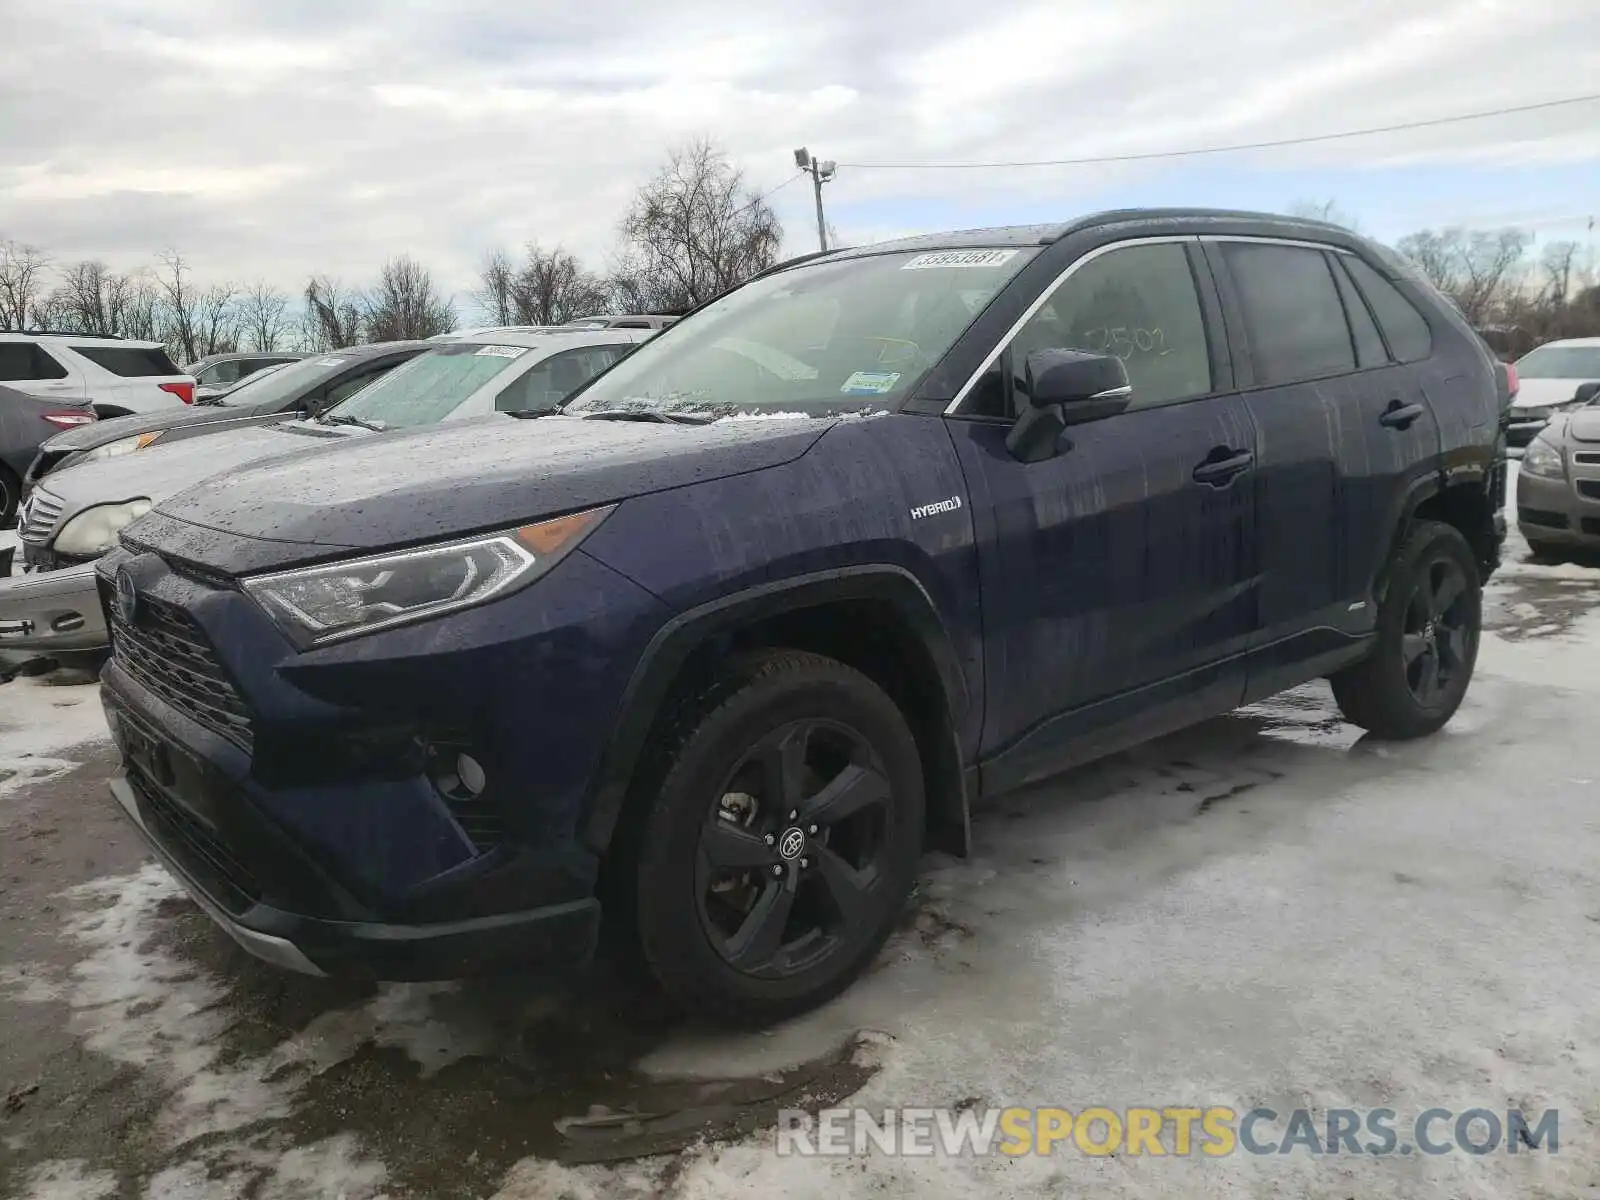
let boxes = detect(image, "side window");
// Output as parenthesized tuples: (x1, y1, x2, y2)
(0, 344, 68, 381)
(1343, 256, 1434, 362)
(1329, 254, 1388, 369)
(494, 346, 627, 412)
(323, 363, 392, 406)
(1222, 242, 1355, 386)
(1009, 242, 1212, 410)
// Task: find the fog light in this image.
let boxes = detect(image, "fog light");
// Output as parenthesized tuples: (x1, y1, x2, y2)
(455, 753, 485, 796)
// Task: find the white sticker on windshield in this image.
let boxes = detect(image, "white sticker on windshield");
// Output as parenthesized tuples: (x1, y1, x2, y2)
(841, 370, 901, 395)
(901, 249, 1017, 270)
(474, 344, 528, 358)
(315, 358, 348, 367)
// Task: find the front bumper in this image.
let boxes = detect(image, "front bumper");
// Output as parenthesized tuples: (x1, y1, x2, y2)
(1516, 465, 1600, 548)
(0, 559, 108, 651)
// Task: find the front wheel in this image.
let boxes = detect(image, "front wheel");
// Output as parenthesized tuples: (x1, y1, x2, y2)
(1331, 520, 1482, 739)
(0, 465, 19, 529)
(631, 650, 924, 1026)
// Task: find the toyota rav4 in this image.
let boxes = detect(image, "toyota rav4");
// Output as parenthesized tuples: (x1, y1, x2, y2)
(95, 210, 1506, 1024)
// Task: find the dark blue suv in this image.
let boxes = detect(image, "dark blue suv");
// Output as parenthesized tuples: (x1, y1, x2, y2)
(95, 210, 1505, 1023)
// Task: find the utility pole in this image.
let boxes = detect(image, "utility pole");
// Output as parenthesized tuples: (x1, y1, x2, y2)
(793, 147, 837, 253)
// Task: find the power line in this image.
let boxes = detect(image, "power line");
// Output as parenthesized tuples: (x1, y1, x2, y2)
(730, 171, 805, 218)
(836, 92, 1600, 171)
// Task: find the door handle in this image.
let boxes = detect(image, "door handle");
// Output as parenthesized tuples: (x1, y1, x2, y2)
(1379, 401, 1425, 429)
(1192, 448, 1254, 486)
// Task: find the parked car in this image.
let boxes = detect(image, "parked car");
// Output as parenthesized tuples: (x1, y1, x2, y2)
(563, 314, 680, 330)
(194, 360, 291, 403)
(94, 209, 1503, 1023)
(1504, 337, 1600, 448)
(429, 325, 567, 342)
(1515, 381, 1600, 557)
(25, 341, 434, 486)
(0, 329, 647, 655)
(187, 351, 308, 401)
(0, 332, 195, 417)
(0, 385, 95, 528)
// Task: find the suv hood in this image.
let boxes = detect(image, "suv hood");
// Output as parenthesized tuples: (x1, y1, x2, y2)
(44, 401, 287, 452)
(1511, 377, 1594, 411)
(1561, 407, 1600, 444)
(39, 420, 365, 514)
(151, 413, 831, 559)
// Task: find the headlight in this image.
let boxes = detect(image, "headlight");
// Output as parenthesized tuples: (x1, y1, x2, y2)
(1521, 436, 1565, 479)
(78, 431, 165, 464)
(53, 499, 153, 556)
(242, 506, 615, 646)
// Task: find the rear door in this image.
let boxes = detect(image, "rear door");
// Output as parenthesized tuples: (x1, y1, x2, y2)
(1205, 238, 1441, 698)
(0, 342, 85, 401)
(944, 237, 1259, 788)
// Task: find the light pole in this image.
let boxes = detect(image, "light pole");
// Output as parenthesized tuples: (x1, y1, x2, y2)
(793, 147, 836, 253)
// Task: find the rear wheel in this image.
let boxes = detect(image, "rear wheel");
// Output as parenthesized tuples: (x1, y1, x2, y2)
(0, 465, 19, 529)
(1331, 520, 1481, 739)
(630, 650, 924, 1026)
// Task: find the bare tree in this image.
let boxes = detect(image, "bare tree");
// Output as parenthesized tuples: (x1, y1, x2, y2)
(49, 260, 141, 336)
(240, 281, 291, 351)
(475, 249, 517, 326)
(303, 276, 366, 350)
(1395, 227, 1531, 325)
(1541, 241, 1580, 307)
(0, 241, 51, 330)
(617, 137, 782, 309)
(1289, 199, 1362, 232)
(121, 277, 162, 343)
(507, 244, 608, 325)
(155, 251, 210, 362)
(363, 256, 454, 341)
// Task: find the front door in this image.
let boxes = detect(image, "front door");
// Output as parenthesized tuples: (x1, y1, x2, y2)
(946, 238, 1259, 791)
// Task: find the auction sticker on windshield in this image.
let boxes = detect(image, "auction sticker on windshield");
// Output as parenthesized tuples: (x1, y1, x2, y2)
(315, 358, 348, 367)
(841, 370, 901, 395)
(474, 345, 527, 358)
(902, 249, 1018, 270)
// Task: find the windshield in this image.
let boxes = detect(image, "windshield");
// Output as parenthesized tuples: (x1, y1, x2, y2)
(1514, 345, 1600, 380)
(564, 247, 1037, 417)
(327, 342, 532, 429)
(217, 354, 359, 408)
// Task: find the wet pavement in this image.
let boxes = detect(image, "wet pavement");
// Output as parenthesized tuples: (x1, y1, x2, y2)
(5, 513, 1600, 1197)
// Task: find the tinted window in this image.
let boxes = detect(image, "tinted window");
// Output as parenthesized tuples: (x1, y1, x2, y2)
(1330, 255, 1387, 369)
(1223, 242, 1355, 386)
(495, 345, 629, 412)
(70, 345, 182, 376)
(1343, 257, 1433, 363)
(216, 353, 367, 408)
(0, 344, 67, 380)
(322, 362, 396, 407)
(198, 360, 248, 385)
(1009, 242, 1211, 409)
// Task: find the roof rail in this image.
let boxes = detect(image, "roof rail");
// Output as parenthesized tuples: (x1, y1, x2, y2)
(1, 328, 126, 339)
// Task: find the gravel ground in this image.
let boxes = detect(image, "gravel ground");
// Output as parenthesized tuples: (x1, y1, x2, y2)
(4, 507, 1600, 1198)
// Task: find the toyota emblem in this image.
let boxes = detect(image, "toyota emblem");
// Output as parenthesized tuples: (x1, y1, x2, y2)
(777, 827, 806, 861)
(115, 568, 139, 626)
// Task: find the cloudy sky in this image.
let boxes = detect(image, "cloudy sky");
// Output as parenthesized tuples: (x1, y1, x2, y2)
(2, 0, 1597, 313)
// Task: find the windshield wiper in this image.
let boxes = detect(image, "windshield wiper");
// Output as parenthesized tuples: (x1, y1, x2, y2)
(577, 409, 717, 425)
(318, 413, 388, 432)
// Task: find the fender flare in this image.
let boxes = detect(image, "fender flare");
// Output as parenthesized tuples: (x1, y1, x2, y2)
(581, 564, 971, 854)
(1372, 470, 1445, 603)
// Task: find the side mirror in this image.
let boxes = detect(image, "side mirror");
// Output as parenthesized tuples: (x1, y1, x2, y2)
(1005, 350, 1131, 463)
(1573, 381, 1600, 407)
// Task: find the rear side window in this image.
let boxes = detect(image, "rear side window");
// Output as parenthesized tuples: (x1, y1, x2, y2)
(0, 343, 69, 381)
(1329, 255, 1388, 369)
(495, 345, 630, 412)
(1342, 257, 1433, 363)
(1222, 242, 1355, 386)
(70, 345, 183, 376)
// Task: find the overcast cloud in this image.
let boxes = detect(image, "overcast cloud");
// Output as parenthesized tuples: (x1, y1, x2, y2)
(1, 0, 1596, 309)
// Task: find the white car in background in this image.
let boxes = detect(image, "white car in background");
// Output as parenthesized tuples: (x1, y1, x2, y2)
(0, 332, 197, 418)
(1506, 337, 1600, 449)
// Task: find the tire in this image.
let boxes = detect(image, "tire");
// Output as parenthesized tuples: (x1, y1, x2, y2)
(629, 649, 924, 1026)
(0, 465, 18, 529)
(1331, 520, 1482, 739)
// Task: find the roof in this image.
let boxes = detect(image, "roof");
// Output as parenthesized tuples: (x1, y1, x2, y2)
(191, 350, 308, 364)
(444, 327, 651, 350)
(1527, 336, 1600, 349)
(0, 331, 162, 346)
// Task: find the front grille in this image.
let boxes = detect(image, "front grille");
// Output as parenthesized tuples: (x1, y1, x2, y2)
(1573, 451, 1600, 466)
(109, 593, 254, 752)
(127, 768, 262, 915)
(18, 489, 65, 545)
(1578, 481, 1600, 501)
(1584, 518, 1600, 537)
(1519, 507, 1568, 529)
